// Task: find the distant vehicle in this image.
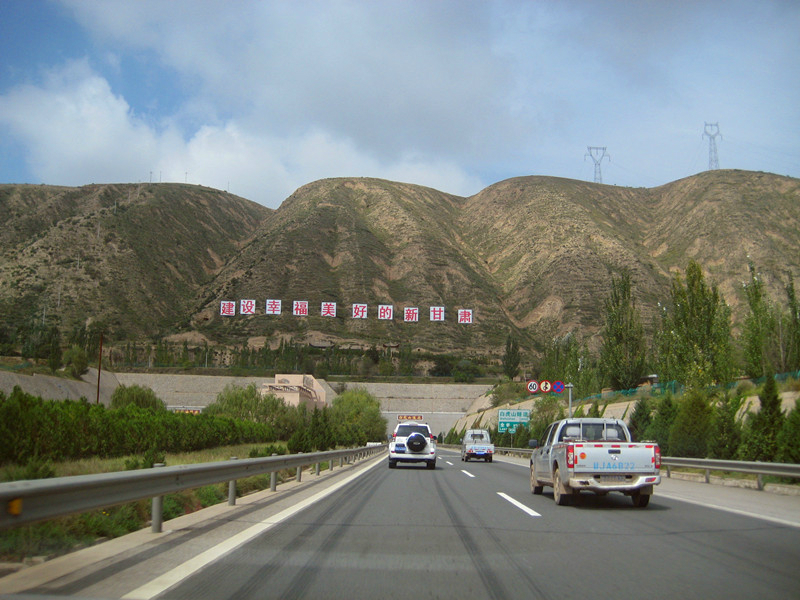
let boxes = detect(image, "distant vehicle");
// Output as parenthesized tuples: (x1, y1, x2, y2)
(461, 429, 494, 462)
(388, 421, 437, 469)
(529, 418, 661, 507)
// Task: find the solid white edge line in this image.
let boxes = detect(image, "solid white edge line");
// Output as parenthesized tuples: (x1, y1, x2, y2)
(497, 492, 541, 517)
(121, 457, 385, 600)
(461, 470, 475, 478)
(656, 491, 800, 529)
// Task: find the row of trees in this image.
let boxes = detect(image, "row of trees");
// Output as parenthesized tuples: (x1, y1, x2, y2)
(447, 374, 800, 463)
(0, 383, 387, 468)
(203, 384, 387, 452)
(0, 385, 274, 465)
(500, 260, 800, 398)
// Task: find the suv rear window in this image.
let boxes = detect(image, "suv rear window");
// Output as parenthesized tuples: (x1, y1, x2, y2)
(396, 424, 430, 437)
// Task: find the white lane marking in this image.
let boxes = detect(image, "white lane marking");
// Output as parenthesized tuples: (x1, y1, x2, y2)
(497, 492, 542, 517)
(461, 470, 476, 478)
(446, 461, 454, 466)
(121, 458, 385, 600)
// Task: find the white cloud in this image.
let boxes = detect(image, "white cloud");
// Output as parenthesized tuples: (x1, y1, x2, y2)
(1, 1, 798, 203)
(0, 58, 482, 206)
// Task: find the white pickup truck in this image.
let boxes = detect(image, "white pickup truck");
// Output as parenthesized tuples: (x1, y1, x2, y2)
(529, 418, 661, 507)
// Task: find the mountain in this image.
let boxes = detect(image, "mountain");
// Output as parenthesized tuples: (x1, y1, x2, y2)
(1, 170, 799, 355)
(0, 183, 270, 339)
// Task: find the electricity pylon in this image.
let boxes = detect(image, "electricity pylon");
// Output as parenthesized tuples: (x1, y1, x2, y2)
(703, 122, 721, 170)
(585, 147, 610, 183)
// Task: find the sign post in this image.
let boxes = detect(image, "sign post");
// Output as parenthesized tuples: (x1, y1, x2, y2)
(566, 383, 574, 417)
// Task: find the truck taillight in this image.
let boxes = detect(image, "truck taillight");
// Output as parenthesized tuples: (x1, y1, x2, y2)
(654, 445, 661, 469)
(566, 444, 575, 468)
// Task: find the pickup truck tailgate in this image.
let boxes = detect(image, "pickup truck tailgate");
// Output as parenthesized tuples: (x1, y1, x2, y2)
(573, 443, 658, 473)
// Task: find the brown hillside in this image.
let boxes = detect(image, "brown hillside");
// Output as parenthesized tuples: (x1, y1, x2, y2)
(1, 171, 799, 355)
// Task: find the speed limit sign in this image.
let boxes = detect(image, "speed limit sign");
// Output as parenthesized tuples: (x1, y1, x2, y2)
(540, 380, 552, 393)
(526, 380, 539, 394)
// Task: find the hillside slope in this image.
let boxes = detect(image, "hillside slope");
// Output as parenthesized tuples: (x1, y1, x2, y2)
(0, 183, 271, 338)
(1, 170, 799, 355)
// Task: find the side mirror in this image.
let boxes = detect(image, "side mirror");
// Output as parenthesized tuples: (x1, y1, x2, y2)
(528, 439, 539, 449)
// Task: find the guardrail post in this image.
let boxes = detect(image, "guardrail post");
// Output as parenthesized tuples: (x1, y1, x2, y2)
(151, 463, 165, 533)
(315, 462, 321, 476)
(757, 474, 764, 491)
(705, 469, 710, 484)
(339, 456, 344, 468)
(296, 453, 303, 482)
(228, 457, 237, 506)
(270, 454, 278, 491)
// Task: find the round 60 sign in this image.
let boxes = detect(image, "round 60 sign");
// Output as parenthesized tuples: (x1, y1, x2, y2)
(526, 380, 539, 394)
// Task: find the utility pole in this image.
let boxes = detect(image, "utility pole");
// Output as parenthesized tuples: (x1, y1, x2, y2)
(585, 147, 610, 183)
(703, 122, 721, 170)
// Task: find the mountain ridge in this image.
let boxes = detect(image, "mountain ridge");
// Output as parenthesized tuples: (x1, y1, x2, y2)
(1, 170, 799, 356)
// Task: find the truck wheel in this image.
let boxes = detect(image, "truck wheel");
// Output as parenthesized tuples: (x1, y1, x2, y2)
(487, 456, 492, 463)
(553, 468, 571, 506)
(530, 463, 544, 495)
(632, 492, 650, 508)
(388, 460, 397, 469)
(427, 459, 436, 470)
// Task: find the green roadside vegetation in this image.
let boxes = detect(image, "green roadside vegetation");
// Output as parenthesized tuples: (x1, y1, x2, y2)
(0, 383, 387, 562)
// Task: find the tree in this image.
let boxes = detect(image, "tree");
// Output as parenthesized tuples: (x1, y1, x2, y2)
(110, 384, 165, 411)
(540, 332, 600, 402)
(628, 396, 652, 442)
(655, 260, 734, 387)
(63, 345, 89, 378)
(777, 398, 800, 464)
(669, 387, 712, 457)
(502, 335, 521, 380)
(643, 393, 678, 454)
(785, 276, 800, 371)
(330, 387, 387, 445)
(741, 262, 778, 378)
(453, 359, 480, 382)
(600, 271, 647, 390)
(47, 325, 62, 373)
(706, 391, 743, 460)
(739, 369, 784, 462)
(205, 384, 290, 436)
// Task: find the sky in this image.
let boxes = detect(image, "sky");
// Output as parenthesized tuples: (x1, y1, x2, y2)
(1, 0, 798, 209)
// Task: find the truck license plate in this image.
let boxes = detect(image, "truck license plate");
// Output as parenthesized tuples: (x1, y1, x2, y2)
(603, 475, 625, 482)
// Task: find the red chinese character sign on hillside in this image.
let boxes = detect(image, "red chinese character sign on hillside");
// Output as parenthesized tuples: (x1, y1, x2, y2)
(220, 300, 474, 324)
(266, 299, 281, 315)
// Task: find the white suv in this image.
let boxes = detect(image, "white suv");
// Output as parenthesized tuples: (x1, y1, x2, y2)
(389, 422, 437, 469)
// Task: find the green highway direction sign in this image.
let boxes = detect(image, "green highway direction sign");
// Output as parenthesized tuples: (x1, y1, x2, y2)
(498, 408, 531, 434)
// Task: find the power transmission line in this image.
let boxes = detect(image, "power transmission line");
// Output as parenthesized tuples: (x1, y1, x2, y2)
(585, 147, 610, 183)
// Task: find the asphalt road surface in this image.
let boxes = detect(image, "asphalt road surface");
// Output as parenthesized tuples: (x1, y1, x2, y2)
(2, 449, 799, 600)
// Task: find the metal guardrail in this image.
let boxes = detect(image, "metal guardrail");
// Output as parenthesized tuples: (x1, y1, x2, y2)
(0, 444, 387, 531)
(441, 444, 800, 490)
(661, 457, 800, 490)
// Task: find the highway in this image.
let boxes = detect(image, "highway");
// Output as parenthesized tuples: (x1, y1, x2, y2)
(2, 449, 799, 599)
